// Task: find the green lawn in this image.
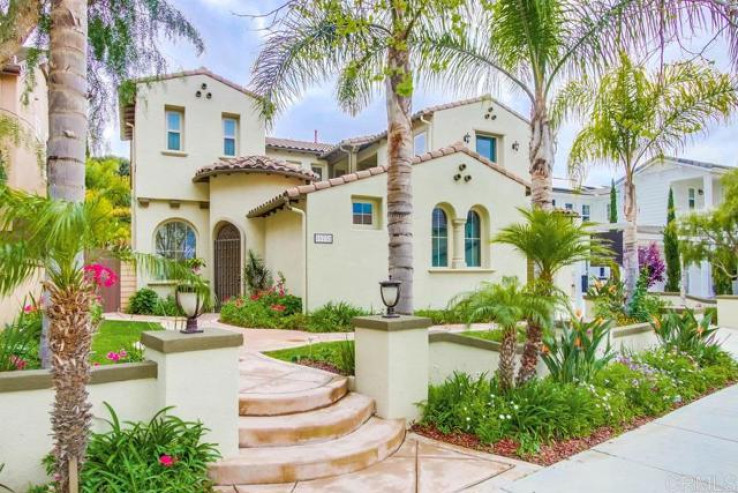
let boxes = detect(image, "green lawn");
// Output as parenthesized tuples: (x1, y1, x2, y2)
(264, 340, 354, 375)
(91, 320, 163, 365)
(461, 328, 527, 344)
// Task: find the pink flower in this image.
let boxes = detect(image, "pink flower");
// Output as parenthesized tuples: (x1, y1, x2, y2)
(250, 293, 260, 301)
(94, 362, 100, 367)
(159, 455, 176, 467)
(10, 355, 27, 370)
(107, 351, 121, 362)
(23, 304, 35, 313)
(119, 349, 127, 358)
(83, 263, 119, 289)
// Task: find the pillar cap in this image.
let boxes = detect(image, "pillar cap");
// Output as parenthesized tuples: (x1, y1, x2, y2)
(352, 315, 432, 332)
(142, 327, 243, 354)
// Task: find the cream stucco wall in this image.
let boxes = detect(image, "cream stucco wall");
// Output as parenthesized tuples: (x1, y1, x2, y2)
(265, 148, 328, 178)
(303, 152, 528, 311)
(264, 209, 304, 297)
(131, 73, 264, 203)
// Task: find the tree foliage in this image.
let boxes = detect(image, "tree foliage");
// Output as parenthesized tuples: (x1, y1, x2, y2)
(85, 156, 131, 244)
(609, 179, 618, 223)
(664, 188, 681, 291)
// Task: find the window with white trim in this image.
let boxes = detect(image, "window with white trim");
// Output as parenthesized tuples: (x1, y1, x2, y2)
(352, 201, 374, 226)
(414, 132, 427, 155)
(431, 207, 448, 267)
(688, 188, 696, 209)
(582, 204, 590, 221)
(223, 117, 238, 156)
(155, 221, 196, 260)
(475, 134, 498, 162)
(465, 210, 482, 267)
(166, 110, 184, 151)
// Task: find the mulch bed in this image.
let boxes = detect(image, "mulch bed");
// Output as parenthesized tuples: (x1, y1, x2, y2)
(293, 358, 347, 376)
(412, 382, 733, 466)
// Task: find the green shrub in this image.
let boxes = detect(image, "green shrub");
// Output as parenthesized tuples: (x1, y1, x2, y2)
(0, 301, 42, 372)
(651, 309, 718, 362)
(127, 288, 159, 315)
(627, 270, 666, 322)
(42, 403, 220, 492)
(542, 317, 615, 384)
(219, 292, 303, 329)
(704, 306, 718, 325)
(152, 295, 185, 316)
(244, 250, 273, 295)
(307, 302, 368, 332)
(415, 308, 466, 325)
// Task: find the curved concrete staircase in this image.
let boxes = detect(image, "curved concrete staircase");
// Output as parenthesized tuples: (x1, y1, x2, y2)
(210, 355, 405, 487)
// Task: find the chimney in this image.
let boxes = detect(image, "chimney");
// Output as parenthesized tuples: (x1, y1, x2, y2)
(314, 129, 318, 143)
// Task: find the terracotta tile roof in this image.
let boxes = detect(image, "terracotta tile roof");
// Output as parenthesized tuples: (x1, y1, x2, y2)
(265, 137, 335, 154)
(319, 94, 529, 159)
(248, 142, 531, 217)
(193, 155, 318, 183)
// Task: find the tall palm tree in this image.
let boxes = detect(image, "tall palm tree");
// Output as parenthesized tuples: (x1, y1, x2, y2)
(0, 187, 204, 492)
(453, 277, 553, 392)
(556, 53, 738, 298)
(494, 208, 611, 383)
(250, 0, 464, 315)
(421, 0, 651, 210)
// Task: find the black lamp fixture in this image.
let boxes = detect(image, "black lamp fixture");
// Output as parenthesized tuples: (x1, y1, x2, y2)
(175, 285, 204, 334)
(512, 141, 520, 151)
(379, 276, 401, 318)
(463, 132, 471, 144)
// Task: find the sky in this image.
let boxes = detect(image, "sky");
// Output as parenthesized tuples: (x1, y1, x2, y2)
(105, 0, 738, 187)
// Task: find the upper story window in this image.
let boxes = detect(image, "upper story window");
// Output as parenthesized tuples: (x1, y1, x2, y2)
(311, 165, 324, 180)
(465, 210, 482, 267)
(223, 117, 238, 156)
(431, 207, 448, 267)
(414, 132, 427, 155)
(582, 204, 591, 221)
(155, 221, 196, 260)
(565, 203, 574, 211)
(352, 201, 374, 226)
(475, 134, 497, 163)
(688, 188, 696, 209)
(166, 109, 184, 151)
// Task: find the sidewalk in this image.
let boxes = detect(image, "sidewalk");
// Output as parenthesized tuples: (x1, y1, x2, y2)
(506, 383, 738, 493)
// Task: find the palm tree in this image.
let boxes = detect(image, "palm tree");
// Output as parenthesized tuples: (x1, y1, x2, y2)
(556, 53, 738, 298)
(0, 187, 204, 491)
(453, 277, 553, 392)
(494, 208, 611, 384)
(250, 0, 464, 314)
(420, 0, 651, 210)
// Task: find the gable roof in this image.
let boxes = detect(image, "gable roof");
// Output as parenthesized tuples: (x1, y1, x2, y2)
(193, 155, 318, 183)
(265, 136, 335, 154)
(120, 67, 261, 141)
(318, 95, 530, 160)
(248, 142, 530, 218)
(613, 156, 735, 186)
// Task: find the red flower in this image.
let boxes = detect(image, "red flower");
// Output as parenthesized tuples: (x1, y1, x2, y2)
(270, 304, 286, 312)
(83, 263, 118, 288)
(250, 293, 260, 301)
(159, 455, 176, 467)
(10, 355, 27, 370)
(23, 304, 36, 313)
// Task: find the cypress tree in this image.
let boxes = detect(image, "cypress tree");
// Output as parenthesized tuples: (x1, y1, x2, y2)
(664, 188, 681, 291)
(609, 179, 618, 223)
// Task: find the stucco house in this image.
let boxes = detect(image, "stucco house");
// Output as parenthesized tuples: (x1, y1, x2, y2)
(0, 50, 48, 325)
(552, 156, 736, 299)
(121, 68, 532, 310)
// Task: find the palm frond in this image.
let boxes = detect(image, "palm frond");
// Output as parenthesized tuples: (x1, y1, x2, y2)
(335, 38, 387, 116)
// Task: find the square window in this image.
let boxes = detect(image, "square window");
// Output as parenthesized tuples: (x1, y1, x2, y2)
(565, 203, 573, 211)
(311, 165, 324, 180)
(352, 201, 374, 226)
(475, 135, 497, 162)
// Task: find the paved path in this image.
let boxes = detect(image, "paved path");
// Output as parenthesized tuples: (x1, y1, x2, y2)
(507, 329, 738, 493)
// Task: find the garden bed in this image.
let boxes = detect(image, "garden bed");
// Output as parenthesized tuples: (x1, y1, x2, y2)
(263, 340, 355, 376)
(90, 320, 164, 365)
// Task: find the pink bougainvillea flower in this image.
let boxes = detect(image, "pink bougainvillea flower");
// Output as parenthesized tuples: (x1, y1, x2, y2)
(159, 455, 176, 467)
(83, 263, 119, 289)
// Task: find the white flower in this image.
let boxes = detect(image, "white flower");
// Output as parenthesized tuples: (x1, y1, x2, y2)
(506, 414, 512, 420)
(498, 414, 505, 420)
(133, 341, 145, 351)
(513, 404, 519, 410)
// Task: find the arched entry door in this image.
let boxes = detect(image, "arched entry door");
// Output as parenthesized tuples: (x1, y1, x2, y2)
(214, 223, 242, 304)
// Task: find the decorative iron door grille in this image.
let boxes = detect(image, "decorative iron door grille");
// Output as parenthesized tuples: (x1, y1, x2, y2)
(214, 223, 241, 305)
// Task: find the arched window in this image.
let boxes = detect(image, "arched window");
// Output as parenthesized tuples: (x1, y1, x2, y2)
(465, 210, 481, 267)
(431, 207, 448, 267)
(155, 221, 196, 260)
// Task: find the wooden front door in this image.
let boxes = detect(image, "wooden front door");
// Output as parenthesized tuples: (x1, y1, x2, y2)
(214, 223, 242, 304)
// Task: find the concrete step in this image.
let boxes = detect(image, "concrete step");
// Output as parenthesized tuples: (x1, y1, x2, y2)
(239, 393, 374, 448)
(239, 374, 348, 416)
(210, 417, 406, 485)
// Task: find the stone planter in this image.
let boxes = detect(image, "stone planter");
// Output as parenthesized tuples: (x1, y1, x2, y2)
(717, 296, 738, 330)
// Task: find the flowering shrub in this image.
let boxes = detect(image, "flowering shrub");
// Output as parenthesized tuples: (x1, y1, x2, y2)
(650, 309, 719, 363)
(0, 298, 42, 372)
(41, 403, 220, 491)
(84, 263, 119, 288)
(541, 317, 615, 384)
(638, 243, 665, 288)
(220, 286, 304, 330)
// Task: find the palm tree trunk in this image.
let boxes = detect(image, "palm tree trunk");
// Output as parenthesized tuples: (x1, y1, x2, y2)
(529, 95, 554, 211)
(40, 0, 89, 368)
(498, 325, 516, 392)
(623, 174, 638, 300)
(516, 320, 542, 385)
(385, 45, 414, 315)
(46, 1, 89, 490)
(47, 282, 94, 493)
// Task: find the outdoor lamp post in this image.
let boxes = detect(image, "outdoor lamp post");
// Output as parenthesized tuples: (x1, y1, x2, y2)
(379, 277, 401, 318)
(176, 286, 204, 334)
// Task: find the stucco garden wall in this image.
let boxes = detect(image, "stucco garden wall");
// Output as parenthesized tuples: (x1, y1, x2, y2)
(717, 296, 738, 330)
(264, 210, 304, 297)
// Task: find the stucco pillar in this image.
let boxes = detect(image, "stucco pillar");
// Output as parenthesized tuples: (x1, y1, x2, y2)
(348, 151, 358, 173)
(451, 218, 467, 269)
(717, 296, 738, 329)
(353, 315, 431, 423)
(142, 327, 243, 458)
(703, 175, 714, 211)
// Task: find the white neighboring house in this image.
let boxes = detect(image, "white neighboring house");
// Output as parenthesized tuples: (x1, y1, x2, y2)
(552, 156, 736, 301)
(121, 69, 533, 311)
